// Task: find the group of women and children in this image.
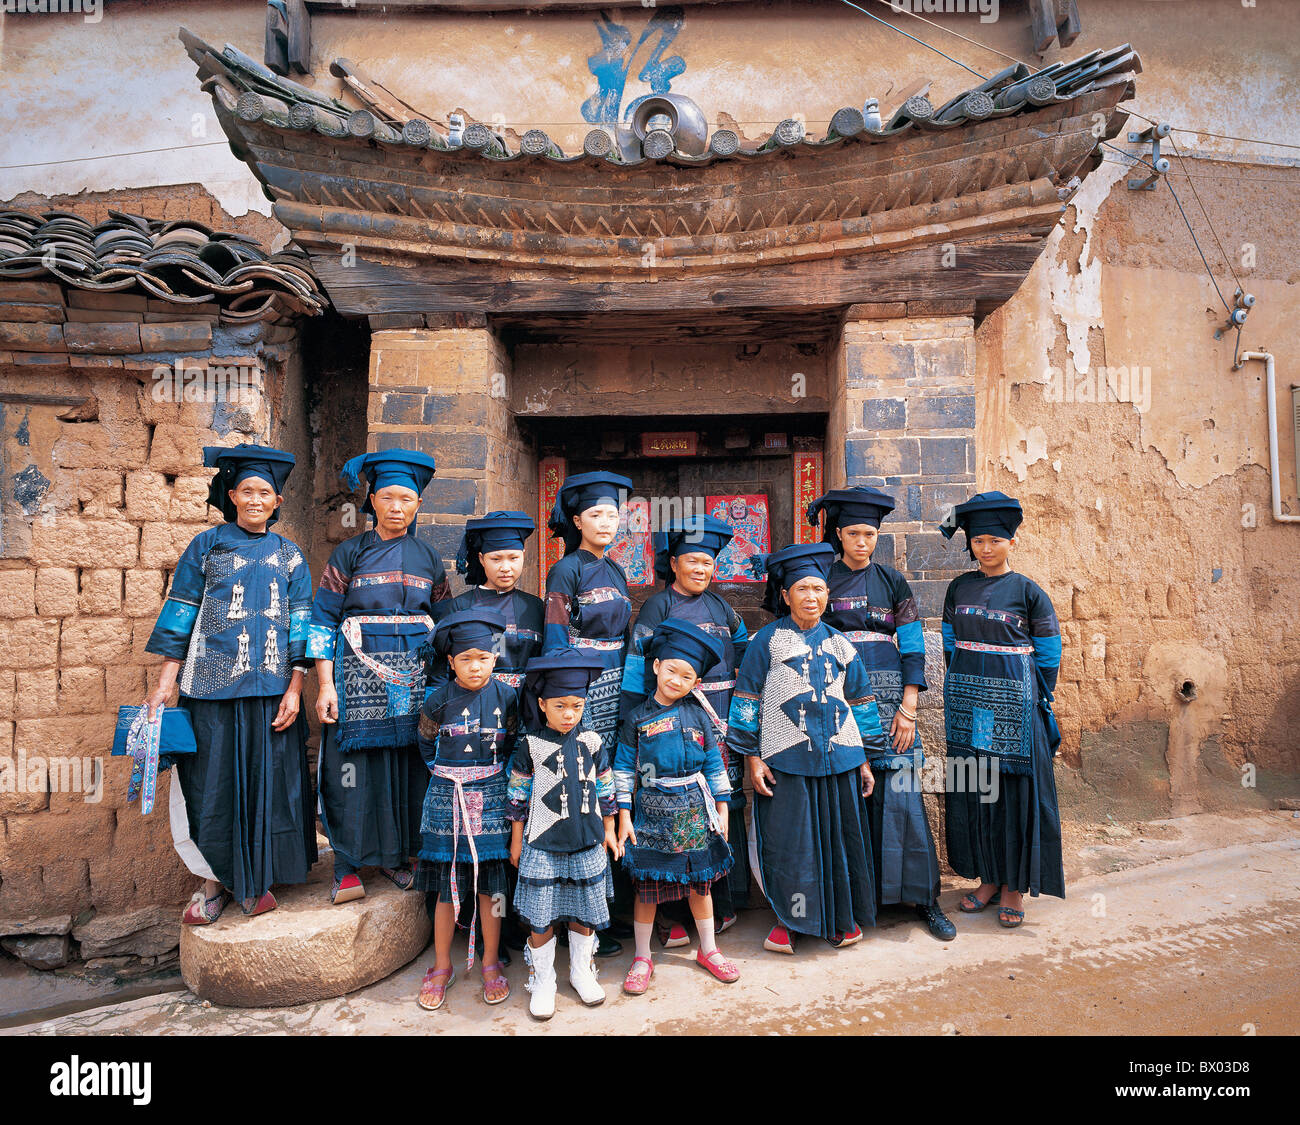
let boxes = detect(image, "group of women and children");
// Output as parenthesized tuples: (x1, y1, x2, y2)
(140, 443, 1064, 1020)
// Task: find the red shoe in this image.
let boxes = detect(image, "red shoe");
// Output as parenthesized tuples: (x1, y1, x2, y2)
(763, 924, 795, 954)
(696, 949, 740, 983)
(240, 891, 277, 917)
(829, 925, 863, 948)
(656, 921, 690, 949)
(331, 874, 365, 904)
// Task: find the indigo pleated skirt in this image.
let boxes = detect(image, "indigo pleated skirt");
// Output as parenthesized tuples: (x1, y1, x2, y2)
(864, 764, 942, 907)
(514, 842, 613, 932)
(317, 724, 426, 875)
(943, 712, 1066, 900)
(752, 768, 876, 939)
(175, 695, 317, 903)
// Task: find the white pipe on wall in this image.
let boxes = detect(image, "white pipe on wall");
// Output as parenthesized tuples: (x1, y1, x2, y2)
(1239, 350, 1300, 523)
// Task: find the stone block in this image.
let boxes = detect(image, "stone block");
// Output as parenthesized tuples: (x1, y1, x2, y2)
(74, 905, 182, 959)
(124, 569, 164, 618)
(1, 933, 70, 970)
(61, 617, 132, 666)
(124, 470, 172, 522)
(15, 670, 59, 718)
(79, 568, 123, 615)
(846, 436, 919, 479)
(31, 519, 138, 568)
(0, 618, 59, 668)
(918, 437, 971, 477)
(907, 393, 976, 431)
(861, 397, 906, 431)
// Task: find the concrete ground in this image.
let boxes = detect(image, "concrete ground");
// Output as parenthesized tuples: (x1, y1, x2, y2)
(4, 809, 1298, 1036)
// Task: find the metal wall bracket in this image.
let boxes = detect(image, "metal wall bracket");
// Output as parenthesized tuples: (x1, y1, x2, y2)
(1127, 122, 1171, 190)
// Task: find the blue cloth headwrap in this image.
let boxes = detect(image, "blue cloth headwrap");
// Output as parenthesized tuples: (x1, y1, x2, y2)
(456, 511, 536, 586)
(940, 491, 1024, 559)
(761, 542, 836, 616)
(203, 445, 296, 526)
(339, 449, 436, 521)
(547, 471, 633, 556)
(807, 486, 896, 548)
(522, 651, 606, 729)
(651, 514, 735, 584)
(432, 608, 507, 658)
(647, 619, 725, 680)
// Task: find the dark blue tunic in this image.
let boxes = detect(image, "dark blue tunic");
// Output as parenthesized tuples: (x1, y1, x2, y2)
(145, 523, 316, 901)
(429, 585, 543, 696)
(308, 528, 452, 875)
(942, 569, 1065, 899)
(824, 559, 940, 907)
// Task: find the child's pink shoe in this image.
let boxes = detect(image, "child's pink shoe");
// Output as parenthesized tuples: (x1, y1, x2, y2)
(696, 949, 740, 983)
(623, 955, 655, 995)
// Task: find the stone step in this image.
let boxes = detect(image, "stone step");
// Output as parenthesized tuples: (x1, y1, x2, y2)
(179, 854, 431, 1008)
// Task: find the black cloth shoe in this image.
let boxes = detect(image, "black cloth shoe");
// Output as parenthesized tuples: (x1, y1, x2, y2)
(595, 930, 623, 957)
(504, 927, 528, 952)
(916, 902, 957, 941)
(607, 918, 634, 939)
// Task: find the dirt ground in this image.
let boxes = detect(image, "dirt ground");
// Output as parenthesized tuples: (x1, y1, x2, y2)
(2, 809, 1296, 1036)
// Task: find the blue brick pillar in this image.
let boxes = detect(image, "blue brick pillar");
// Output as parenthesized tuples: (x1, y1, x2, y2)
(829, 309, 978, 623)
(366, 327, 538, 594)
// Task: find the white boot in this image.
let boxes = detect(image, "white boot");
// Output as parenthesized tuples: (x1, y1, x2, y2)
(524, 936, 557, 1020)
(567, 929, 607, 1007)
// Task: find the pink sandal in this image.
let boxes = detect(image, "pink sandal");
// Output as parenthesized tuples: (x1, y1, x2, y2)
(622, 955, 655, 995)
(481, 961, 511, 1006)
(417, 966, 455, 1011)
(696, 949, 740, 983)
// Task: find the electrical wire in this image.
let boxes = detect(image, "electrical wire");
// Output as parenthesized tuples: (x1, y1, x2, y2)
(836, 0, 987, 79)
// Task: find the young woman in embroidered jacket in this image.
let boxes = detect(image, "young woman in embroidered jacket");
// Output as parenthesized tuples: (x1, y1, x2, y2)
(429, 511, 544, 698)
(542, 471, 636, 954)
(939, 492, 1065, 929)
(506, 652, 621, 1020)
(309, 450, 452, 905)
(144, 445, 316, 924)
(727, 543, 890, 955)
(808, 486, 955, 942)
(618, 515, 750, 943)
(414, 609, 517, 1011)
(616, 620, 738, 994)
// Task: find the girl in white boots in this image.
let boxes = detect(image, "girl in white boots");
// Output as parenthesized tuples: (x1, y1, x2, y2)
(506, 654, 623, 1019)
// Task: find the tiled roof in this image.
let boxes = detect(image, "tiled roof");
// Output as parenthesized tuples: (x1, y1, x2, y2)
(0, 209, 326, 322)
(179, 27, 1139, 167)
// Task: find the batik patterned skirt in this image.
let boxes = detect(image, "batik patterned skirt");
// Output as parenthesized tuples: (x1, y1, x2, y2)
(514, 841, 613, 932)
(623, 781, 732, 901)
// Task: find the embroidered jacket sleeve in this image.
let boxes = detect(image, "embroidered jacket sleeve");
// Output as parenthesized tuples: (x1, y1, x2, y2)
(284, 537, 314, 670)
(725, 626, 769, 757)
(941, 579, 959, 669)
(844, 651, 889, 757)
(145, 528, 210, 661)
(1025, 579, 1062, 694)
(593, 735, 617, 817)
(613, 708, 640, 810)
(307, 539, 354, 660)
(699, 702, 730, 800)
(542, 555, 580, 654)
(505, 733, 534, 820)
(889, 567, 928, 691)
(417, 687, 446, 770)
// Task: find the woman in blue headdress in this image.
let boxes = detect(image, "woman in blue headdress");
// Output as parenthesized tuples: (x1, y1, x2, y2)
(144, 444, 316, 923)
(542, 471, 636, 954)
(431, 511, 544, 698)
(309, 449, 452, 904)
(939, 492, 1065, 928)
(727, 543, 889, 954)
(808, 487, 954, 941)
(619, 514, 750, 940)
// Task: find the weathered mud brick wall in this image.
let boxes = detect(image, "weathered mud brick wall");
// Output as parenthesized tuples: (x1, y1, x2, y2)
(0, 284, 311, 966)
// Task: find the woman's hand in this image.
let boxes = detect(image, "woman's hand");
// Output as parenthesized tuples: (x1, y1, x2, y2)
(272, 688, 300, 731)
(748, 755, 775, 798)
(859, 762, 875, 798)
(890, 710, 916, 752)
(144, 684, 170, 721)
(716, 802, 729, 843)
(509, 834, 522, 869)
(617, 809, 637, 850)
(144, 659, 181, 719)
(316, 682, 339, 724)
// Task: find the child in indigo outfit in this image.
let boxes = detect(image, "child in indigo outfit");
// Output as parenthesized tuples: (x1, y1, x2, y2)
(506, 652, 621, 1020)
(615, 620, 738, 994)
(414, 608, 516, 1012)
